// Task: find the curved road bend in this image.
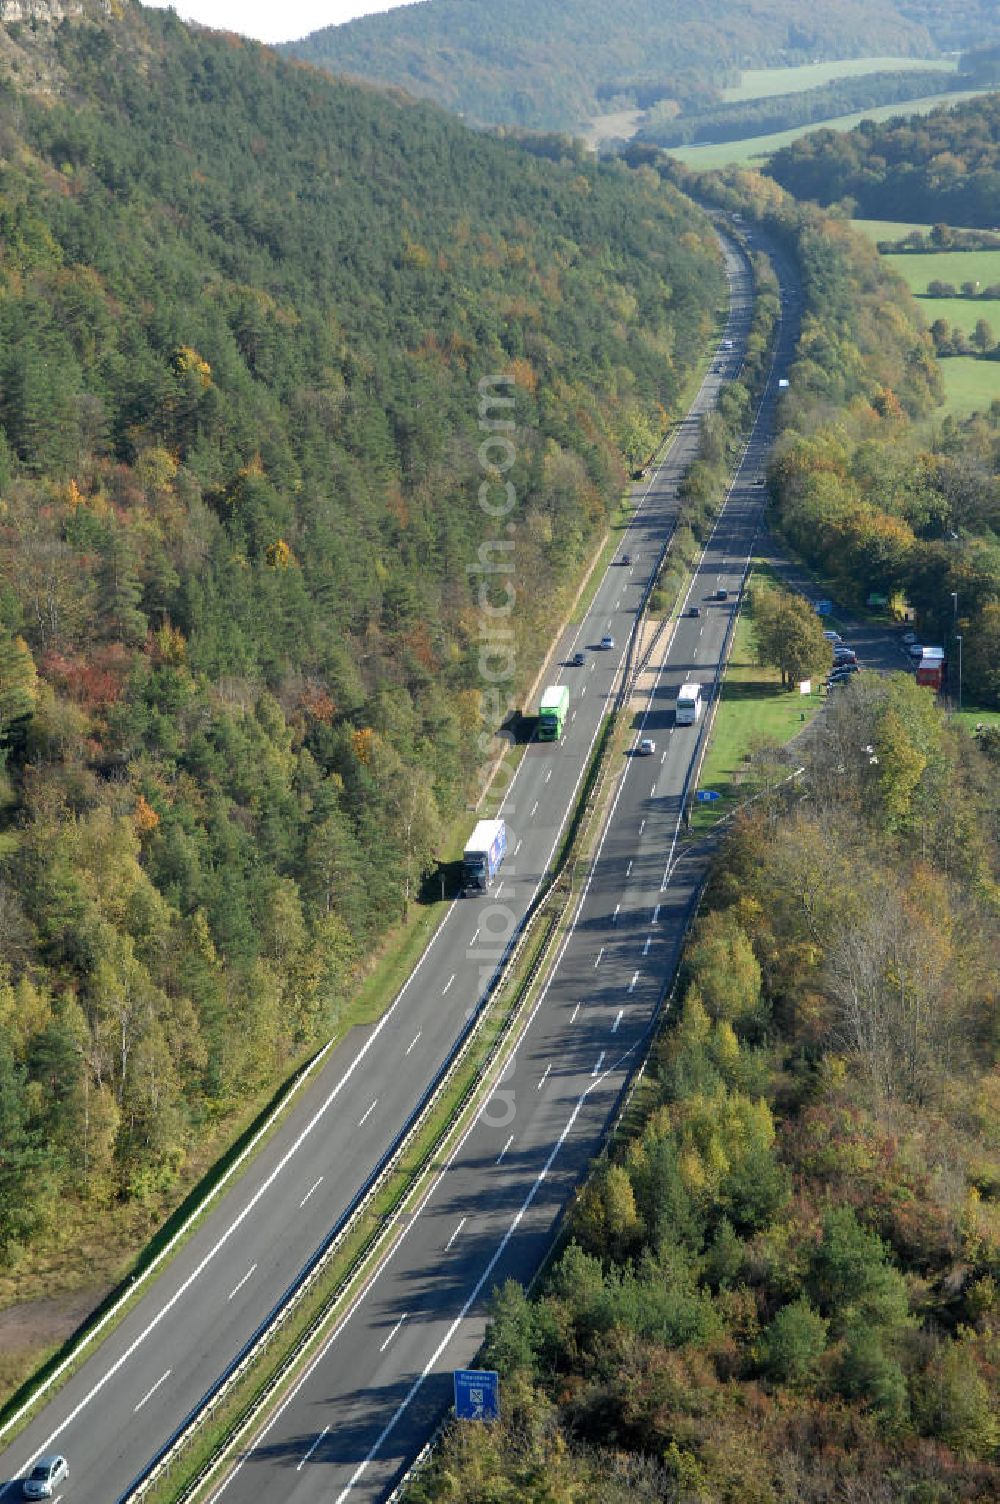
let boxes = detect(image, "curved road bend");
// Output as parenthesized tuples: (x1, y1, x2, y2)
(0, 246, 757, 1500)
(198, 234, 802, 1504)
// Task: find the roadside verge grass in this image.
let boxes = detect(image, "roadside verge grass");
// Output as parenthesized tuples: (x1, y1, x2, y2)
(690, 562, 822, 830)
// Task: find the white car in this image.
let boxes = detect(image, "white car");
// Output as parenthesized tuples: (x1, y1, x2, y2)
(637, 738, 655, 756)
(600, 634, 614, 649)
(22, 1456, 69, 1499)
(823, 630, 841, 643)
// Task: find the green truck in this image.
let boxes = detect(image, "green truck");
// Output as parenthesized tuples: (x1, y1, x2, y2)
(538, 683, 570, 741)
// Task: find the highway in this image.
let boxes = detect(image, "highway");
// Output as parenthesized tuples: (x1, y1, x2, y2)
(189, 229, 802, 1504)
(0, 237, 759, 1502)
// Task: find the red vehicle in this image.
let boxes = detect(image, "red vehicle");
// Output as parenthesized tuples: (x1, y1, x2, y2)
(915, 646, 945, 690)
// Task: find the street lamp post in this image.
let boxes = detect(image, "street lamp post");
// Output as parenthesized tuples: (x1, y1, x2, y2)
(955, 634, 962, 713)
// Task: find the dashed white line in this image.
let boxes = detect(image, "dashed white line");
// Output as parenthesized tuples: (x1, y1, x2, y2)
(611, 1009, 624, 1034)
(570, 711, 576, 722)
(514, 840, 522, 855)
(626, 859, 632, 877)
(652, 904, 660, 924)
(227, 1265, 257, 1303)
(628, 971, 639, 994)
(570, 1002, 581, 1023)
(299, 1176, 323, 1209)
(581, 684, 587, 696)
(358, 1099, 378, 1128)
(661, 749, 667, 764)
(592, 1050, 606, 1076)
(445, 1217, 467, 1252)
(405, 1032, 421, 1056)
(134, 1370, 171, 1412)
(643, 936, 652, 957)
(530, 801, 539, 819)
(379, 1313, 407, 1353)
(297, 1426, 329, 1471)
(594, 947, 604, 968)
(442, 973, 456, 995)
(613, 903, 620, 925)
(538, 1063, 552, 1090)
(496, 1134, 513, 1165)
(545, 769, 552, 783)
(495, 882, 504, 898)
(650, 781, 657, 797)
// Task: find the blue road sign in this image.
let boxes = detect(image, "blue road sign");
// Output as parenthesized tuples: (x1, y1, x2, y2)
(814, 599, 833, 616)
(454, 1368, 499, 1421)
(695, 789, 721, 802)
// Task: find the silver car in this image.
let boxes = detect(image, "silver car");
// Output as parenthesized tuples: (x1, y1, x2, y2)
(23, 1455, 68, 1499)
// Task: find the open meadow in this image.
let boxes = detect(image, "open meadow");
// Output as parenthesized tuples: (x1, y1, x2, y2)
(669, 90, 981, 170)
(721, 56, 957, 104)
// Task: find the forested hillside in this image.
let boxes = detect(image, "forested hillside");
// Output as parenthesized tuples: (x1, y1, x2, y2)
(767, 92, 1000, 225)
(408, 178, 1000, 1504)
(0, 1, 724, 1285)
(282, 0, 938, 131)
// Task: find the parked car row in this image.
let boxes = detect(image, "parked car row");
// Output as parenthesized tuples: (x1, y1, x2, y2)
(826, 634, 862, 689)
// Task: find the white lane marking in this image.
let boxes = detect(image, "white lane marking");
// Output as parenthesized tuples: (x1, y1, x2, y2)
(358, 1099, 378, 1128)
(615, 598, 621, 609)
(201, 256, 756, 1504)
(496, 1134, 513, 1165)
(613, 903, 620, 925)
(297, 1425, 329, 1471)
(545, 769, 552, 783)
(650, 781, 657, 797)
(628, 971, 639, 994)
(581, 684, 587, 696)
(612, 1009, 623, 1034)
(592, 1051, 606, 1076)
(299, 1176, 323, 1209)
(472, 927, 481, 943)
(626, 860, 632, 877)
(537, 1063, 552, 1091)
(133, 1369, 171, 1412)
(639, 819, 645, 834)
(444, 1218, 467, 1252)
(643, 936, 652, 957)
(652, 904, 660, 924)
(495, 883, 504, 899)
(660, 750, 666, 764)
(594, 947, 604, 968)
(379, 1313, 407, 1353)
(514, 840, 522, 855)
(590, 661, 596, 672)
(530, 801, 539, 819)
(227, 1264, 257, 1302)
(570, 711, 576, 722)
(570, 1002, 581, 1023)
(405, 1032, 421, 1056)
(442, 973, 456, 995)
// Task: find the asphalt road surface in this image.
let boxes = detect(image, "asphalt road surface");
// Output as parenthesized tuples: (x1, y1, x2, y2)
(192, 232, 802, 1504)
(0, 242, 760, 1504)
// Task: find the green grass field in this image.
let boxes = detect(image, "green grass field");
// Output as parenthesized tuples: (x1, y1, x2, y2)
(883, 249, 1000, 295)
(691, 568, 823, 829)
(936, 357, 1000, 416)
(721, 57, 957, 104)
(852, 218, 934, 242)
(908, 296, 999, 337)
(669, 90, 980, 171)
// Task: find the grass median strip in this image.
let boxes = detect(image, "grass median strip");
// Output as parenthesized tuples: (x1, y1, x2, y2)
(142, 722, 618, 1503)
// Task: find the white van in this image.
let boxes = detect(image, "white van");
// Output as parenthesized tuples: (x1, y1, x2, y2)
(676, 683, 702, 725)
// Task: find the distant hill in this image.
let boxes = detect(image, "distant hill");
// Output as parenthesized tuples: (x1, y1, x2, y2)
(767, 92, 1000, 226)
(281, 0, 1000, 133)
(0, 0, 725, 1270)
